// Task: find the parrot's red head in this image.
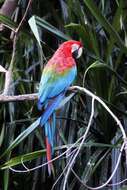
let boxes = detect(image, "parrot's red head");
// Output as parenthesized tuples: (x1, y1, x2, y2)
(59, 40, 83, 59)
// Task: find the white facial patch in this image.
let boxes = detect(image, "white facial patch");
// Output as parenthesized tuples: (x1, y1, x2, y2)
(77, 47, 83, 58)
(71, 44, 83, 59)
(71, 44, 79, 53)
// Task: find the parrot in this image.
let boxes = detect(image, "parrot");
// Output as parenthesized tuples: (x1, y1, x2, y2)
(37, 40, 83, 174)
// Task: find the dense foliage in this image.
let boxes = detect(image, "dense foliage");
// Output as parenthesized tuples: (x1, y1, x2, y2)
(0, 0, 127, 189)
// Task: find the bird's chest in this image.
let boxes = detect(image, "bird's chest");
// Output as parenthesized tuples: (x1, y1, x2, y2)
(53, 56, 76, 74)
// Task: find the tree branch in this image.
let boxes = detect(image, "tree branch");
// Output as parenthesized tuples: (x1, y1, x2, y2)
(1, 0, 32, 95)
(0, 93, 37, 102)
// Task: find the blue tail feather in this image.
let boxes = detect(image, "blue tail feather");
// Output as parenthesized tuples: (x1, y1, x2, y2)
(44, 112, 56, 153)
(46, 122, 53, 147)
(52, 112, 56, 142)
(38, 92, 65, 175)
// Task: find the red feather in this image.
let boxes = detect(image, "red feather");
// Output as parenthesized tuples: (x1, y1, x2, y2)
(46, 137, 52, 175)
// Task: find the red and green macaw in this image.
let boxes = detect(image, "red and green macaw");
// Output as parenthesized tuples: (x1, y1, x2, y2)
(37, 40, 83, 173)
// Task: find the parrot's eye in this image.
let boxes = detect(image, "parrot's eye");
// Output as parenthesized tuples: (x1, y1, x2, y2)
(71, 44, 83, 59)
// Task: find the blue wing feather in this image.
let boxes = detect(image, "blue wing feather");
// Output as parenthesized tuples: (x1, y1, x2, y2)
(40, 93, 65, 126)
(38, 66, 77, 110)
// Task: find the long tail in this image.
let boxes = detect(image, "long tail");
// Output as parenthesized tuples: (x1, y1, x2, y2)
(44, 113, 55, 174)
(39, 93, 64, 174)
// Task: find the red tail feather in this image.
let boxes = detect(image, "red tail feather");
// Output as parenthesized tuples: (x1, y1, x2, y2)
(46, 137, 52, 175)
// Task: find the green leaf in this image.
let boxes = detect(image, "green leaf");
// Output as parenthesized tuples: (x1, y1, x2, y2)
(0, 14, 16, 29)
(81, 149, 105, 183)
(83, 0, 127, 53)
(0, 142, 118, 170)
(0, 125, 5, 146)
(106, 0, 124, 62)
(30, 15, 70, 41)
(1, 149, 45, 170)
(2, 142, 95, 170)
(65, 23, 92, 51)
(0, 118, 41, 158)
(4, 169, 9, 190)
(28, 16, 41, 47)
(83, 61, 127, 86)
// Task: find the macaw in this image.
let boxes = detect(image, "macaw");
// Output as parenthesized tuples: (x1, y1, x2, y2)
(37, 40, 83, 174)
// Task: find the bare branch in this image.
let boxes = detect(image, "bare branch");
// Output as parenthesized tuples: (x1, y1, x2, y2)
(1, 0, 32, 95)
(63, 97, 95, 190)
(0, 93, 37, 102)
(2, 34, 17, 95)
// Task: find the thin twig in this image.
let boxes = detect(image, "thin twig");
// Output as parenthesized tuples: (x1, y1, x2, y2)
(71, 142, 125, 190)
(8, 133, 85, 173)
(108, 178, 127, 186)
(70, 86, 127, 161)
(51, 149, 78, 190)
(63, 97, 95, 190)
(15, 0, 32, 34)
